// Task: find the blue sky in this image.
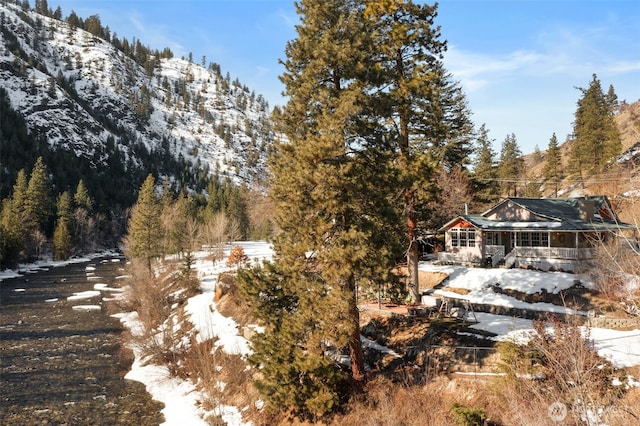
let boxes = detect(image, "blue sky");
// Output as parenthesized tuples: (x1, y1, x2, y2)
(49, 0, 640, 155)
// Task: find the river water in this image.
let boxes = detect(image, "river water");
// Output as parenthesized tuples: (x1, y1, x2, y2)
(0, 256, 165, 425)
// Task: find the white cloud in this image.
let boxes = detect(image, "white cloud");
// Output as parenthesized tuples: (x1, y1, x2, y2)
(126, 13, 184, 56)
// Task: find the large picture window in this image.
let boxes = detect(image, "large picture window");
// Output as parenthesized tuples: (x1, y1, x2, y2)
(516, 232, 549, 247)
(450, 228, 476, 247)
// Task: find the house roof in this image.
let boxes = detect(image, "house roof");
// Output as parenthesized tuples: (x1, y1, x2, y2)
(487, 196, 614, 222)
(439, 196, 635, 233)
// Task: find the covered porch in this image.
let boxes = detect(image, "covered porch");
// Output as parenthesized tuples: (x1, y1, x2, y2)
(483, 230, 598, 271)
(438, 228, 601, 272)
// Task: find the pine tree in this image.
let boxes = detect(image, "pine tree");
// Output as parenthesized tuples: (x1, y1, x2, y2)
(362, 1, 474, 301)
(72, 179, 96, 252)
(24, 156, 52, 236)
(543, 133, 562, 196)
(471, 124, 500, 206)
(0, 197, 22, 268)
(53, 191, 72, 260)
(570, 74, 621, 174)
(238, 0, 402, 416)
(125, 174, 162, 272)
(497, 133, 524, 197)
(74, 179, 93, 212)
(1, 170, 32, 266)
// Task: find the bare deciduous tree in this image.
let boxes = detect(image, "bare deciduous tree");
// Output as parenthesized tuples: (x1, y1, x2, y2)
(200, 212, 229, 263)
(588, 196, 640, 316)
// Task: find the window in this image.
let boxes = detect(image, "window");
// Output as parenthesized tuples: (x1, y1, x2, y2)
(531, 232, 540, 246)
(542, 233, 549, 246)
(468, 230, 476, 247)
(450, 228, 475, 247)
(516, 232, 549, 247)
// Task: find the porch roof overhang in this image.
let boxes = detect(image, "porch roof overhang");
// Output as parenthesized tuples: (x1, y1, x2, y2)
(438, 214, 636, 233)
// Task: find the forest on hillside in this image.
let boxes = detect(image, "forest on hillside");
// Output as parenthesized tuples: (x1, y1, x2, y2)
(0, 0, 276, 268)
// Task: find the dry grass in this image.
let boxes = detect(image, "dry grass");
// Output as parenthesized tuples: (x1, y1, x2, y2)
(393, 268, 449, 293)
(118, 258, 202, 372)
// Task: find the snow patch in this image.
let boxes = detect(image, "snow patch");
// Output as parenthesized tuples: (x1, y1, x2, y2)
(67, 290, 101, 301)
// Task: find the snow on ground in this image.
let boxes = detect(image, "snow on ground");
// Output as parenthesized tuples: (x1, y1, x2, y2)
(419, 263, 589, 315)
(419, 262, 640, 368)
(186, 241, 273, 356)
(467, 312, 535, 345)
(589, 328, 640, 368)
(0, 255, 102, 282)
(467, 312, 640, 368)
(419, 263, 591, 294)
(115, 241, 273, 426)
(184, 294, 251, 355)
(115, 311, 210, 425)
(67, 290, 101, 301)
(361, 336, 402, 358)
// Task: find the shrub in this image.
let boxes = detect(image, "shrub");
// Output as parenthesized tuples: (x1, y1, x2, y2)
(451, 403, 488, 426)
(227, 245, 248, 267)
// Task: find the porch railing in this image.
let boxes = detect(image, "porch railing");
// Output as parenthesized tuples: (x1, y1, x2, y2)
(485, 245, 505, 267)
(437, 246, 596, 266)
(514, 247, 595, 260)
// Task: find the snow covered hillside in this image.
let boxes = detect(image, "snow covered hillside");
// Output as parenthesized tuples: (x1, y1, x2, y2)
(0, 2, 277, 185)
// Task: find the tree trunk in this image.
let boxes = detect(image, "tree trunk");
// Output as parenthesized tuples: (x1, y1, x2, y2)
(405, 187, 420, 302)
(348, 281, 365, 382)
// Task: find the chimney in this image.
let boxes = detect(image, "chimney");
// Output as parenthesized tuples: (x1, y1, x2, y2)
(578, 199, 595, 221)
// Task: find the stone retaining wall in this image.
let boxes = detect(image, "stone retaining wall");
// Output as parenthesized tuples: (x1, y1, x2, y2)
(584, 316, 640, 329)
(446, 297, 640, 330)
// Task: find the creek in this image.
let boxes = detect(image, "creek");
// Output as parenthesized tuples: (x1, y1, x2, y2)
(0, 256, 164, 425)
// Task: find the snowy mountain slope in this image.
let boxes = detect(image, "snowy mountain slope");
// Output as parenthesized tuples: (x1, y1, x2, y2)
(0, 2, 276, 185)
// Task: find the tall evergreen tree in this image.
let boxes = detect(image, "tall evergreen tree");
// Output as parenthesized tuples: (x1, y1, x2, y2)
(497, 133, 524, 197)
(74, 179, 93, 212)
(7, 169, 29, 240)
(239, 0, 472, 416)
(362, 0, 474, 301)
(53, 191, 72, 260)
(238, 0, 402, 416)
(125, 174, 162, 272)
(471, 124, 500, 206)
(0, 171, 29, 267)
(543, 133, 562, 196)
(24, 156, 52, 236)
(72, 179, 96, 252)
(570, 74, 621, 174)
(605, 84, 618, 112)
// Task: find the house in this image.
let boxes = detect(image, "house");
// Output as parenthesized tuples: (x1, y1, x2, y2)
(437, 196, 637, 272)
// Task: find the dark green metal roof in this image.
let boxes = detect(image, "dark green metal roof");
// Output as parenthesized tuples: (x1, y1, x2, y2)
(439, 196, 635, 232)
(506, 196, 610, 221)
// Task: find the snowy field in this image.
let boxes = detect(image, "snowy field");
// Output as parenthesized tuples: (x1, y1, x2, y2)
(419, 263, 640, 369)
(2, 243, 639, 425)
(419, 263, 590, 314)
